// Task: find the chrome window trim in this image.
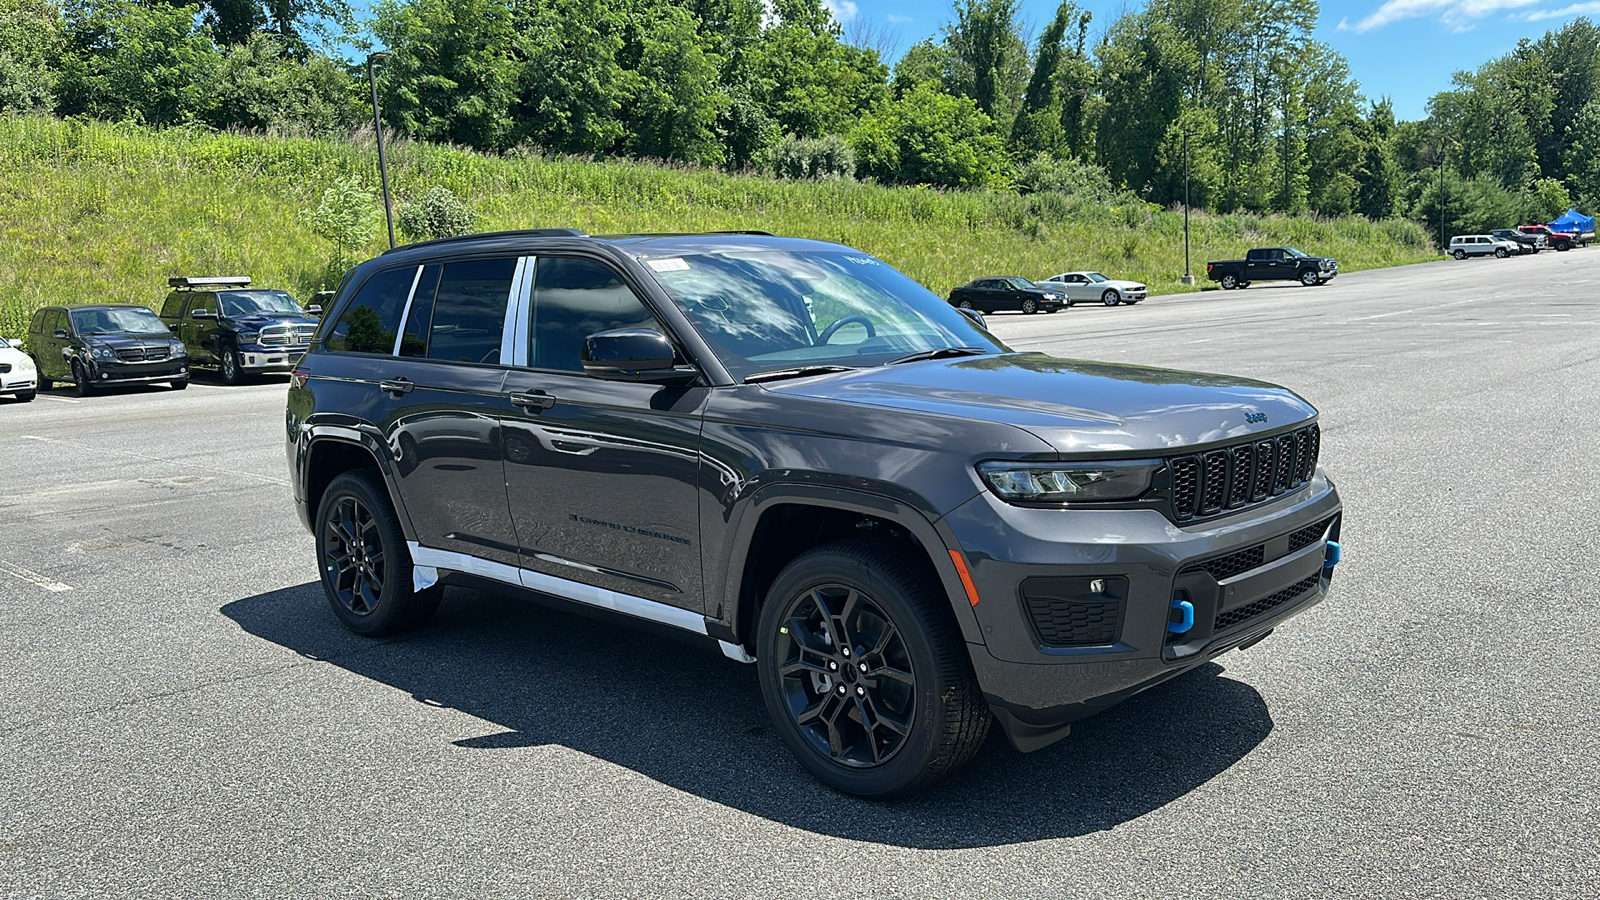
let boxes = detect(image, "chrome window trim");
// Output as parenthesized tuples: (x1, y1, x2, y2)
(390, 265, 426, 357)
(502, 256, 532, 368)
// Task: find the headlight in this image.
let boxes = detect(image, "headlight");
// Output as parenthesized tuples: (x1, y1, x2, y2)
(92, 347, 115, 360)
(1042, 292, 1061, 300)
(978, 460, 1162, 503)
(17, 355, 35, 371)
(236, 331, 259, 343)
(170, 342, 186, 356)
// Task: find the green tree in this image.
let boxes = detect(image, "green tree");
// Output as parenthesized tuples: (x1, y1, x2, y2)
(942, 0, 1028, 133)
(206, 34, 356, 136)
(302, 174, 378, 264)
(58, 0, 223, 126)
(623, 3, 726, 165)
(372, 0, 521, 150)
(0, 0, 65, 112)
(851, 80, 1007, 188)
(398, 185, 475, 241)
(751, 0, 888, 139)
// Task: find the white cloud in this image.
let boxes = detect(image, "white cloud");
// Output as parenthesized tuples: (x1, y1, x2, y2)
(824, 0, 860, 23)
(886, 14, 914, 25)
(1521, 1, 1600, 20)
(1339, 0, 1540, 34)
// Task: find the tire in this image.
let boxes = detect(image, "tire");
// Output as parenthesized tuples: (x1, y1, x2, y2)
(220, 347, 244, 385)
(1020, 298, 1038, 315)
(72, 360, 94, 396)
(1556, 241, 1571, 252)
(1220, 273, 1238, 290)
(169, 377, 189, 390)
(956, 299, 973, 310)
(755, 539, 991, 799)
(1453, 249, 1467, 260)
(1300, 269, 1320, 286)
(1102, 289, 1120, 306)
(31, 357, 52, 392)
(16, 390, 35, 402)
(314, 470, 443, 637)
(1495, 248, 1509, 259)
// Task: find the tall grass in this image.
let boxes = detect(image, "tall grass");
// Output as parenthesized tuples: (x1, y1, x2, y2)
(0, 115, 1439, 339)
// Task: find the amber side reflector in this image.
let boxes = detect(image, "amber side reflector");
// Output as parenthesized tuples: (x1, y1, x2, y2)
(948, 550, 981, 607)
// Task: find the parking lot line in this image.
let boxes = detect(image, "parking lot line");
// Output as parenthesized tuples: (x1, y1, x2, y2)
(21, 434, 289, 486)
(0, 560, 73, 593)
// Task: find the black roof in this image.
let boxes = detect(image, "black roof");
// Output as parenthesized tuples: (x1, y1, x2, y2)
(374, 229, 845, 265)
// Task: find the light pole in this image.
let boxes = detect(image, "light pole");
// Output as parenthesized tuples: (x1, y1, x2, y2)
(1438, 147, 1447, 252)
(1180, 130, 1195, 286)
(367, 51, 396, 250)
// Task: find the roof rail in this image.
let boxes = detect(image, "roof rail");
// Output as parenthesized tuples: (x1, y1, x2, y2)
(381, 228, 588, 255)
(169, 276, 251, 289)
(593, 230, 778, 238)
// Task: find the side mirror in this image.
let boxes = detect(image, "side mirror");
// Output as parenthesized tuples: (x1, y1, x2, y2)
(306, 305, 322, 316)
(582, 329, 695, 384)
(191, 309, 215, 320)
(957, 307, 987, 329)
(5, 338, 20, 350)
(54, 328, 68, 339)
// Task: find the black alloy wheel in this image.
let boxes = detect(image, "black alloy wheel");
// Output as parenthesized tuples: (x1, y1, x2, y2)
(756, 540, 990, 798)
(315, 470, 441, 636)
(1021, 297, 1038, 314)
(220, 348, 243, 385)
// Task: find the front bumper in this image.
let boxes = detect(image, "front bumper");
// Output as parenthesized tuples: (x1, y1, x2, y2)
(943, 476, 1341, 749)
(239, 345, 308, 371)
(86, 358, 188, 384)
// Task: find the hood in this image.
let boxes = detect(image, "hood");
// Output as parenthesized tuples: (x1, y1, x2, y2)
(1102, 279, 1145, 291)
(761, 352, 1317, 455)
(86, 332, 177, 348)
(0, 345, 30, 366)
(225, 311, 316, 328)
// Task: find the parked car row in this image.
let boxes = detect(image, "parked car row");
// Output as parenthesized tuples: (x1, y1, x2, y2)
(1451, 222, 1593, 260)
(946, 271, 1147, 315)
(4, 277, 319, 400)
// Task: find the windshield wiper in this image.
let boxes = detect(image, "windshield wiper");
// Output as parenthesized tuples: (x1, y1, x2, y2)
(887, 347, 989, 365)
(744, 365, 856, 384)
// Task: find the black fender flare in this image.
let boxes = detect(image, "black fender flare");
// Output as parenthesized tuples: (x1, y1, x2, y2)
(296, 421, 419, 543)
(709, 482, 987, 650)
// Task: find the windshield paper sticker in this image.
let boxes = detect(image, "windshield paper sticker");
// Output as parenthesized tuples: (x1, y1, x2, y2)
(647, 258, 690, 272)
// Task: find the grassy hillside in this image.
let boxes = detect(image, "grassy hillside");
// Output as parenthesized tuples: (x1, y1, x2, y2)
(0, 115, 1439, 338)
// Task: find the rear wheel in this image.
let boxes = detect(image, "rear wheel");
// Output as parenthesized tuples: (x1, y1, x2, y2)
(1101, 289, 1120, 306)
(31, 357, 52, 391)
(315, 470, 442, 636)
(755, 540, 990, 799)
(1220, 273, 1238, 290)
(956, 299, 973, 309)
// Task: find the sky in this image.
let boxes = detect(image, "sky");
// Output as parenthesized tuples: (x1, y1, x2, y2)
(828, 0, 1600, 121)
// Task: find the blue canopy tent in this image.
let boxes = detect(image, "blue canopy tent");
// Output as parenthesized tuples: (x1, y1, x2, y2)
(1548, 209, 1595, 236)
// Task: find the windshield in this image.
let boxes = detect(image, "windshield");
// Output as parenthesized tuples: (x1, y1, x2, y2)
(71, 308, 168, 335)
(1284, 247, 1309, 258)
(1083, 272, 1108, 283)
(220, 290, 303, 316)
(646, 249, 1008, 380)
(1001, 277, 1035, 290)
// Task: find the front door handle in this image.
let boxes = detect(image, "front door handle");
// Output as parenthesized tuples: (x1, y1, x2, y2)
(379, 377, 414, 396)
(509, 390, 555, 411)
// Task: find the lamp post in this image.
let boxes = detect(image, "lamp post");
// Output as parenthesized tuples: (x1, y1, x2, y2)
(1438, 147, 1447, 252)
(1180, 130, 1195, 286)
(367, 51, 396, 250)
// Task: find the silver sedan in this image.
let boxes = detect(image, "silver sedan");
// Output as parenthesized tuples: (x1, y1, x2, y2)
(1034, 271, 1148, 306)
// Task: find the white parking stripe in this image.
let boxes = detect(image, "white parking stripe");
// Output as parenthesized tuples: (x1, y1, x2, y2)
(20, 435, 289, 486)
(39, 395, 79, 404)
(0, 560, 73, 593)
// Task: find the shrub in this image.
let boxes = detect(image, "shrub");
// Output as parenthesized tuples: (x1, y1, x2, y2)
(300, 174, 378, 264)
(766, 134, 855, 181)
(398, 185, 477, 242)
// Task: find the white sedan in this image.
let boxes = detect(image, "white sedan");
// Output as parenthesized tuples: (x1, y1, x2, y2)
(0, 335, 38, 402)
(1034, 271, 1148, 306)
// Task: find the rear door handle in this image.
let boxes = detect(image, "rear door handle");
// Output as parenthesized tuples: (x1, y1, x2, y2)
(509, 390, 555, 411)
(379, 377, 414, 396)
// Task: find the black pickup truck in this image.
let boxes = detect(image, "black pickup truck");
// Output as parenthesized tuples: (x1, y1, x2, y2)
(1206, 247, 1338, 290)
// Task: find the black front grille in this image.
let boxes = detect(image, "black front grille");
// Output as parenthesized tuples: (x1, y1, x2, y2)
(1027, 596, 1120, 646)
(1194, 544, 1265, 581)
(1169, 423, 1320, 522)
(1287, 515, 1336, 554)
(0, 363, 9, 374)
(115, 346, 169, 362)
(1214, 574, 1320, 631)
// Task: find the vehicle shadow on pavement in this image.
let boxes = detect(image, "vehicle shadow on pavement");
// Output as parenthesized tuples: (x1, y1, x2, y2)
(223, 583, 1275, 850)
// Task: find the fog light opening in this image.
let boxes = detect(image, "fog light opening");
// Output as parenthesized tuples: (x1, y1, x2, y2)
(1168, 596, 1195, 635)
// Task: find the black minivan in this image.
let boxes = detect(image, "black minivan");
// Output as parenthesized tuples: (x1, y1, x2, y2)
(27, 304, 190, 395)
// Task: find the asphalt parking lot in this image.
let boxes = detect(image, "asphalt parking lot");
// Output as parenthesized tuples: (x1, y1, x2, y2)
(3, 249, 1597, 898)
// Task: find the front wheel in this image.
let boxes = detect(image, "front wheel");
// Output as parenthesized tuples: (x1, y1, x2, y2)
(755, 540, 991, 799)
(315, 471, 442, 636)
(1495, 248, 1509, 259)
(220, 348, 244, 385)
(72, 360, 94, 396)
(1300, 270, 1320, 286)
(15, 390, 35, 402)
(1102, 289, 1120, 306)
(169, 376, 189, 390)
(1020, 298, 1038, 315)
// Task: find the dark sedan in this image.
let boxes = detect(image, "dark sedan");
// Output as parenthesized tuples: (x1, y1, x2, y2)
(948, 277, 1067, 315)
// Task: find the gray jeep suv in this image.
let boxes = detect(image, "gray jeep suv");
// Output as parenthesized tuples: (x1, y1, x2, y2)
(286, 229, 1343, 798)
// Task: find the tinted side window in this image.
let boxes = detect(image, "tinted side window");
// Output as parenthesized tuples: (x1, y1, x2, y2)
(327, 267, 416, 354)
(427, 258, 517, 364)
(160, 293, 185, 318)
(529, 258, 659, 372)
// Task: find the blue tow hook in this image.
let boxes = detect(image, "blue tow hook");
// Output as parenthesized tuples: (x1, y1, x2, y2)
(1169, 598, 1195, 635)
(1324, 541, 1342, 570)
